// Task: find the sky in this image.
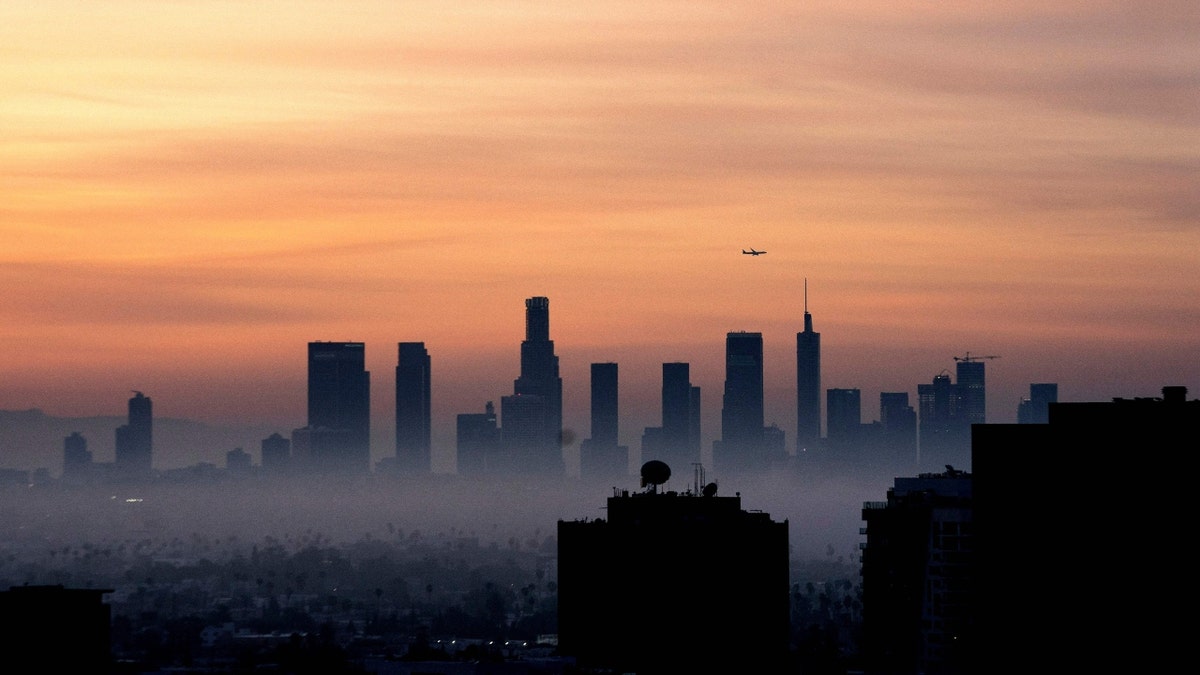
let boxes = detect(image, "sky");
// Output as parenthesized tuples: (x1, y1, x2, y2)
(2, 1, 1198, 473)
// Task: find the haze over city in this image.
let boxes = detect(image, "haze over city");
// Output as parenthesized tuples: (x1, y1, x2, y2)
(2, 2, 1197, 475)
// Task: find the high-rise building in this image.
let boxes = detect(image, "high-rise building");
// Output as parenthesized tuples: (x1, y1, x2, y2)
(715, 331, 765, 473)
(456, 401, 499, 476)
(558, 461, 789, 673)
(826, 387, 863, 446)
(395, 342, 432, 473)
(580, 363, 627, 479)
(796, 279, 822, 453)
(500, 296, 564, 475)
(114, 391, 152, 479)
(1016, 382, 1058, 424)
(879, 391, 918, 472)
(260, 432, 290, 475)
(860, 468, 973, 675)
(307, 342, 371, 473)
(918, 371, 967, 472)
(660, 362, 699, 470)
(62, 431, 91, 480)
(955, 358, 988, 425)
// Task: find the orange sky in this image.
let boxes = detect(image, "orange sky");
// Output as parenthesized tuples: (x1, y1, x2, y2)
(2, 2, 1197, 472)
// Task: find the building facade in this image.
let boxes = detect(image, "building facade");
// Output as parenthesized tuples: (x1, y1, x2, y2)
(395, 342, 432, 473)
(307, 342, 371, 473)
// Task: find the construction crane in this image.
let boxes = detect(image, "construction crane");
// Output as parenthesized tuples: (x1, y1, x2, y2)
(953, 353, 1000, 363)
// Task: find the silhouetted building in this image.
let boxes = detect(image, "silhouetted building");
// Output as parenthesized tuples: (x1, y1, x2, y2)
(796, 279, 822, 453)
(290, 425, 355, 474)
(642, 362, 700, 474)
(1016, 382, 1057, 424)
(395, 342, 432, 473)
(307, 341, 370, 473)
(0, 585, 113, 672)
(226, 447, 252, 474)
(971, 385, 1197, 674)
(260, 432, 290, 474)
(580, 363, 628, 480)
(880, 391, 918, 472)
(715, 331, 766, 473)
(826, 387, 862, 446)
(860, 468, 973, 675)
(558, 461, 789, 674)
(114, 391, 152, 479)
(62, 430, 91, 480)
(918, 371, 967, 472)
(500, 297, 564, 475)
(954, 357, 988, 426)
(456, 401, 499, 476)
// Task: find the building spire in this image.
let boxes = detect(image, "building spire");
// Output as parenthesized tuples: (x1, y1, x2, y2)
(803, 278, 813, 332)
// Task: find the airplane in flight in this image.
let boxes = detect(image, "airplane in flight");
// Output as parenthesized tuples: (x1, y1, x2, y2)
(742, 248, 766, 256)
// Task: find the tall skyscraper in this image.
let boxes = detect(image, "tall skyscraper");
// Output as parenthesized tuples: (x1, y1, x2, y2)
(580, 363, 627, 479)
(1017, 382, 1058, 424)
(500, 296, 564, 475)
(918, 371, 963, 471)
(395, 342, 432, 473)
(660, 362, 699, 470)
(307, 341, 371, 473)
(114, 391, 152, 479)
(955, 356, 990, 425)
(879, 391, 918, 472)
(715, 331, 765, 474)
(796, 279, 821, 453)
(826, 387, 862, 445)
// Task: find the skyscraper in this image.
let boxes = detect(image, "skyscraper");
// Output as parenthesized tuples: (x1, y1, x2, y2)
(457, 401, 499, 475)
(114, 391, 152, 479)
(500, 296, 564, 475)
(660, 362, 699, 470)
(1017, 382, 1058, 424)
(796, 279, 822, 453)
(307, 341, 371, 473)
(826, 387, 862, 446)
(955, 357, 987, 425)
(395, 342, 432, 473)
(715, 331, 765, 474)
(580, 363, 627, 479)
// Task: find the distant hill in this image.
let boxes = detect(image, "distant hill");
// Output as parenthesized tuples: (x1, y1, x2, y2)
(0, 409, 286, 475)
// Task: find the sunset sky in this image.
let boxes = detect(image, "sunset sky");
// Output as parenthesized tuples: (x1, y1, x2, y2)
(2, 1, 1197, 472)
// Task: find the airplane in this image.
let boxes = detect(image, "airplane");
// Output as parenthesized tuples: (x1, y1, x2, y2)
(742, 248, 766, 256)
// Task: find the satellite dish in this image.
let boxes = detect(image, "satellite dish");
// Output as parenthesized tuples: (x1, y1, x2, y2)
(702, 482, 718, 497)
(640, 460, 671, 488)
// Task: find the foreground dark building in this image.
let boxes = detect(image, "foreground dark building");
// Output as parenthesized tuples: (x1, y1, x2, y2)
(0, 585, 113, 671)
(557, 461, 789, 673)
(972, 385, 1197, 674)
(860, 469, 973, 675)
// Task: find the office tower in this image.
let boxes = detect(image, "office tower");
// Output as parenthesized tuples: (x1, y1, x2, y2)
(880, 391, 918, 472)
(395, 342, 432, 473)
(860, 468, 973, 675)
(918, 371, 967, 472)
(558, 461, 789, 674)
(62, 431, 91, 480)
(796, 279, 822, 453)
(954, 355, 992, 425)
(500, 296, 564, 475)
(1017, 382, 1058, 424)
(972, 385, 1196, 673)
(715, 331, 765, 474)
(660, 362, 699, 469)
(580, 363, 628, 479)
(307, 342, 371, 473)
(456, 401, 500, 476)
(826, 387, 862, 446)
(260, 432, 290, 475)
(114, 391, 152, 479)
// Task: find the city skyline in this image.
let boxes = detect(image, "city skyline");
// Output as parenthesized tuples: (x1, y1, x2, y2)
(2, 3, 1197, 473)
